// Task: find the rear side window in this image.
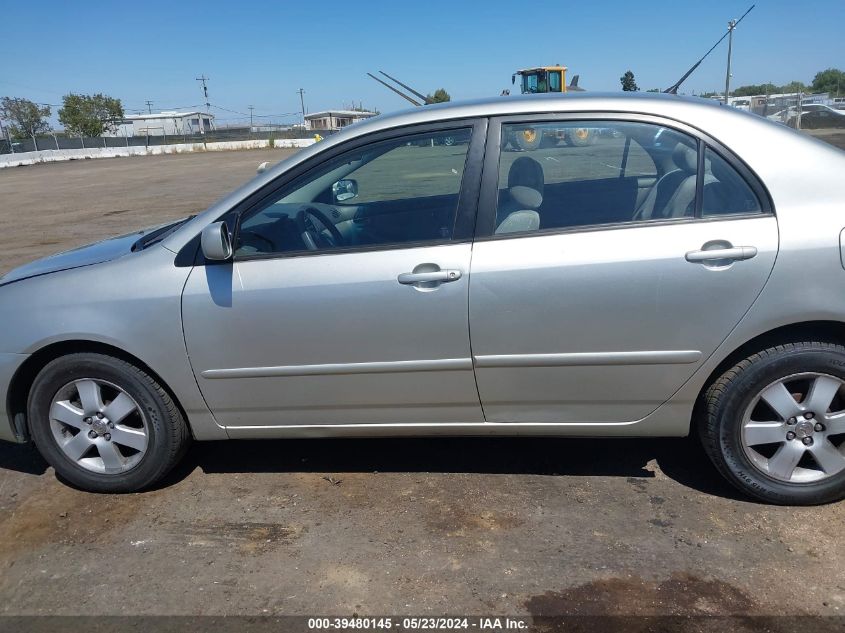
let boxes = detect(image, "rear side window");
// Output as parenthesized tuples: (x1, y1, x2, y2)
(495, 121, 696, 234)
(701, 147, 762, 216)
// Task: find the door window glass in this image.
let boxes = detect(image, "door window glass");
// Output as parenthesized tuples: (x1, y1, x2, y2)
(236, 128, 472, 256)
(701, 146, 763, 216)
(496, 121, 696, 234)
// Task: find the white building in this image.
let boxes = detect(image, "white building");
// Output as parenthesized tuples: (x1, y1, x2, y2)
(304, 109, 377, 132)
(109, 111, 215, 137)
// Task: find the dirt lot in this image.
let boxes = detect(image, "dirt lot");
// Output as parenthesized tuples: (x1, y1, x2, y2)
(0, 148, 298, 275)
(0, 146, 844, 621)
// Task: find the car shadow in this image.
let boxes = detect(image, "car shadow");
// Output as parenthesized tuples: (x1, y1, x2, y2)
(165, 434, 745, 501)
(0, 434, 743, 501)
(0, 441, 48, 476)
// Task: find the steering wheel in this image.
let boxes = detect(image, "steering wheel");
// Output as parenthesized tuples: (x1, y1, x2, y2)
(295, 205, 345, 251)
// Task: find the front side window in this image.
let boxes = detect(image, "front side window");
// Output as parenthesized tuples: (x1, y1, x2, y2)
(236, 128, 472, 257)
(496, 121, 695, 234)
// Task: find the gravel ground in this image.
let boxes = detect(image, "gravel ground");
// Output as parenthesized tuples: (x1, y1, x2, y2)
(0, 144, 843, 620)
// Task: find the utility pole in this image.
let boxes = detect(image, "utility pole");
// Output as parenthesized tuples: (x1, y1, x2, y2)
(248, 105, 254, 130)
(196, 74, 211, 114)
(297, 88, 306, 127)
(145, 100, 154, 114)
(724, 19, 737, 105)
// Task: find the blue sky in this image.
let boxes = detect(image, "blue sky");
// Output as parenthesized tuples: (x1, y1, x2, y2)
(1, 0, 842, 127)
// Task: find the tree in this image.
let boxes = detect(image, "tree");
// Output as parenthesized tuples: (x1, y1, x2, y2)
(59, 93, 124, 137)
(646, 88, 661, 93)
(780, 80, 808, 94)
(426, 88, 451, 103)
(811, 68, 845, 96)
(620, 71, 638, 92)
(732, 83, 777, 97)
(0, 97, 51, 139)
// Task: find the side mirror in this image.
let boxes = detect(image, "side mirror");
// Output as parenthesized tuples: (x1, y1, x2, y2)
(256, 161, 269, 174)
(201, 221, 233, 261)
(332, 179, 358, 202)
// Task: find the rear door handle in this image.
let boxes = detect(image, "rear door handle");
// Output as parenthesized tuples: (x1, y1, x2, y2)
(685, 246, 757, 263)
(398, 269, 462, 284)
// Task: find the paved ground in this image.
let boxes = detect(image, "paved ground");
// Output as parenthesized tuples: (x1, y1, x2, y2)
(0, 144, 844, 619)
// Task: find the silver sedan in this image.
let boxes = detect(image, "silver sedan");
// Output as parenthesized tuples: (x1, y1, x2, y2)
(1, 93, 844, 504)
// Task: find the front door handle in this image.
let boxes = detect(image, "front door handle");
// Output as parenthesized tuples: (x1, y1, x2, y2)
(685, 245, 757, 263)
(398, 269, 462, 284)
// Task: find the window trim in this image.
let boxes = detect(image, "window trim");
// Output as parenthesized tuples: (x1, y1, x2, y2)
(475, 112, 773, 241)
(211, 118, 488, 264)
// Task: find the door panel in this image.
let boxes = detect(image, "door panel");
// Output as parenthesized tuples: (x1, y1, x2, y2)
(182, 124, 485, 428)
(183, 244, 482, 427)
(469, 217, 778, 423)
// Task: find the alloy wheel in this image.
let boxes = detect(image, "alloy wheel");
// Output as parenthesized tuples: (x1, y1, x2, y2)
(741, 372, 845, 483)
(49, 378, 149, 474)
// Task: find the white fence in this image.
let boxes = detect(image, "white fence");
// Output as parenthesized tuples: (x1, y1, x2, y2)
(0, 138, 315, 169)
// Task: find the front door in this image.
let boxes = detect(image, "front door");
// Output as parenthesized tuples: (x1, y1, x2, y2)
(469, 118, 779, 424)
(182, 124, 485, 428)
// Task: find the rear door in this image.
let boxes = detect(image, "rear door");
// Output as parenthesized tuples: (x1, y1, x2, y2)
(469, 116, 778, 424)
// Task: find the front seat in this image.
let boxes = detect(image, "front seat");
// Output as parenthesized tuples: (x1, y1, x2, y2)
(635, 143, 700, 220)
(496, 157, 544, 234)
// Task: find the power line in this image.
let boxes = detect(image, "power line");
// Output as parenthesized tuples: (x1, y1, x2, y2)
(209, 104, 300, 118)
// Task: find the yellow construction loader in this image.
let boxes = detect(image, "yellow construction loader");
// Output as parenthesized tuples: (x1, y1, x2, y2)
(507, 66, 596, 150)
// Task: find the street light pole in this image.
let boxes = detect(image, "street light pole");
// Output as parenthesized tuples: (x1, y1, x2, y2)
(724, 19, 736, 105)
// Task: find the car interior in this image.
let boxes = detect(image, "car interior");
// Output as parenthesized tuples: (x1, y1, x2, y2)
(234, 123, 762, 257)
(494, 124, 762, 235)
(236, 130, 470, 256)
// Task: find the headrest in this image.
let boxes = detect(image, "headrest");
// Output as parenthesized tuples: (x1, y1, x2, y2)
(707, 150, 732, 183)
(495, 210, 541, 235)
(672, 143, 698, 174)
(508, 157, 544, 195)
(508, 185, 543, 210)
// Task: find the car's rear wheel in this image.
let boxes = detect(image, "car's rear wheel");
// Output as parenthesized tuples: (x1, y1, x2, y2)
(699, 342, 845, 505)
(28, 353, 190, 493)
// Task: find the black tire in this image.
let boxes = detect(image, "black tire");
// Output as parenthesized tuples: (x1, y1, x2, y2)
(513, 127, 542, 151)
(566, 128, 596, 147)
(28, 352, 190, 493)
(699, 342, 845, 505)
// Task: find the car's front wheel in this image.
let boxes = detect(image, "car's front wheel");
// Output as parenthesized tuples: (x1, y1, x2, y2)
(700, 342, 845, 505)
(28, 352, 190, 493)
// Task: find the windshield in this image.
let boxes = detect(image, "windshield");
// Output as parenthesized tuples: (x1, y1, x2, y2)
(133, 216, 195, 251)
(521, 72, 547, 94)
